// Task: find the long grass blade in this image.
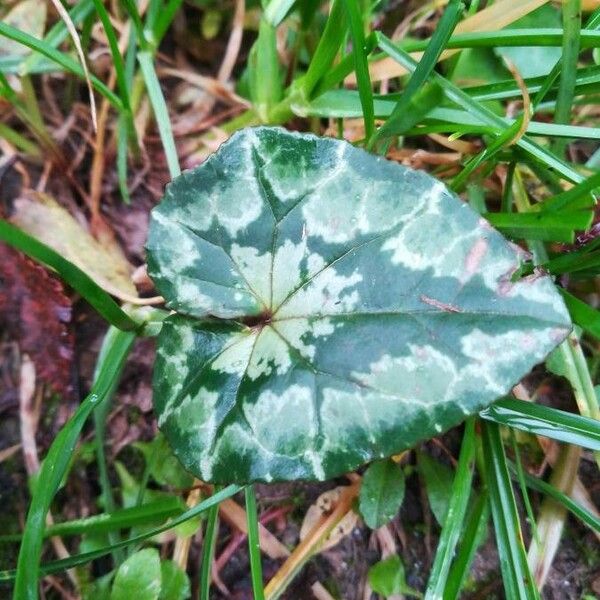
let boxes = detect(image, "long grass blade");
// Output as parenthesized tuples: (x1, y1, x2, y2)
(1, 485, 242, 583)
(0, 21, 122, 110)
(370, 0, 462, 148)
(199, 500, 220, 600)
(138, 51, 181, 179)
(481, 421, 540, 600)
(481, 397, 600, 450)
(13, 327, 135, 599)
(246, 486, 266, 600)
(375, 32, 584, 185)
(343, 0, 374, 142)
(424, 419, 476, 599)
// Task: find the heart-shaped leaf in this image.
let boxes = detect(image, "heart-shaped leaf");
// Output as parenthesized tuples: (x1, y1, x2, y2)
(147, 126, 571, 484)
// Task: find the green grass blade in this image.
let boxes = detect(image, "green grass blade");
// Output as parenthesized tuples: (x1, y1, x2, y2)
(443, 490, 489, 600)
(13, 327, 136, 599)
(1, 485, 242, 583)
(509, 430, 539, 546)
(370, 0, 462, 148)
(538, 168, 600, 211)
(553, 0, 582, 157)
(560, 289, 600, 340)
(484, 210, 593, 242)
(424, 419, 476, 600)
(0, 220, 138, 331)
(246, 486, 266, 600)
(375, 32, 584, 185)
(396, 28, 600, 51)
(91, 0, 133, 117)
(481, 421, 540, 600)
(152, 0, 185, 45)
(0, 498, 183, 542)
(138, 50, 181, 179)
(302, 0, 346, 96)
(509, 463, 600, 533)
(199, 499, 220, 600)
(0, 21, 122, 110)
(265, 0, 295, 26)
(250, 19, 283, 123)
(21, 0, 94, 74)
(481, 397, 600, 451)
(343, 0, 374, 142)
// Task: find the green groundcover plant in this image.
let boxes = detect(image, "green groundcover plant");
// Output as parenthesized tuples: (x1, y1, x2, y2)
(2, 0, 600, 598)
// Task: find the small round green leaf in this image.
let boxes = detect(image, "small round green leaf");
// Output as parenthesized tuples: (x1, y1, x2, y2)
(359, 459, 405, 529)
(111, 548, 161, 600)
(147, 127, 571, 484)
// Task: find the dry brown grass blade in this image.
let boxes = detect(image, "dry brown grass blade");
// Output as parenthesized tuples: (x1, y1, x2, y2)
(219, 497, 290, 559)
(264, 482, 360, 600)
(19, 357, 78, 590)
(217, 0, 245, 84)
(0, 443, 21, 463)
(502, 59, 531, 147)
(172, 483, 202, 569)
(47, 0, 97, 131)
(347, 0, 551, 84)
(527, 443, 582, 588)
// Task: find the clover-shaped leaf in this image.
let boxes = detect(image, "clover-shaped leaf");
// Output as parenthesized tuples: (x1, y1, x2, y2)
(147, 127, 570, 483)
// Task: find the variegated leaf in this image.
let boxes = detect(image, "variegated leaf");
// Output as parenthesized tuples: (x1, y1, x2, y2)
(147, 127, 571, 483)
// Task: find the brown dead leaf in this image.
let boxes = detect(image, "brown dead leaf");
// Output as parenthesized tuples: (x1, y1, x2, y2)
(10, 192, 138, 300)
(0, 243, 73, 396)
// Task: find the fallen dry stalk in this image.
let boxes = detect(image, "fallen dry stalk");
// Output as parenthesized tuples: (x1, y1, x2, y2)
(264, 482, 361, 600)
(19, 357, 78, 590)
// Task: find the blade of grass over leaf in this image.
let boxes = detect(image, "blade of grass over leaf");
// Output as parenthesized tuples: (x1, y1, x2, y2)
(0, 485, 242, 583)
(0, 220, 138, 331)
(138, 51, 181, 178)
(481, 421, 540, 600)
(343, 0, 374, 142)
(246, 486, 266, 600)
(424, 419, 476, 600)
(481, 398, 600, 451)
(13, 327, 135, 599)
(0, 21, 123, 110)
(368, 0, 462, 149)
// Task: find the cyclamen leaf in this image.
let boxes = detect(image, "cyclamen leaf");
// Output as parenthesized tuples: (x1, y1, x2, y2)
(147, 126, 571, 484)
